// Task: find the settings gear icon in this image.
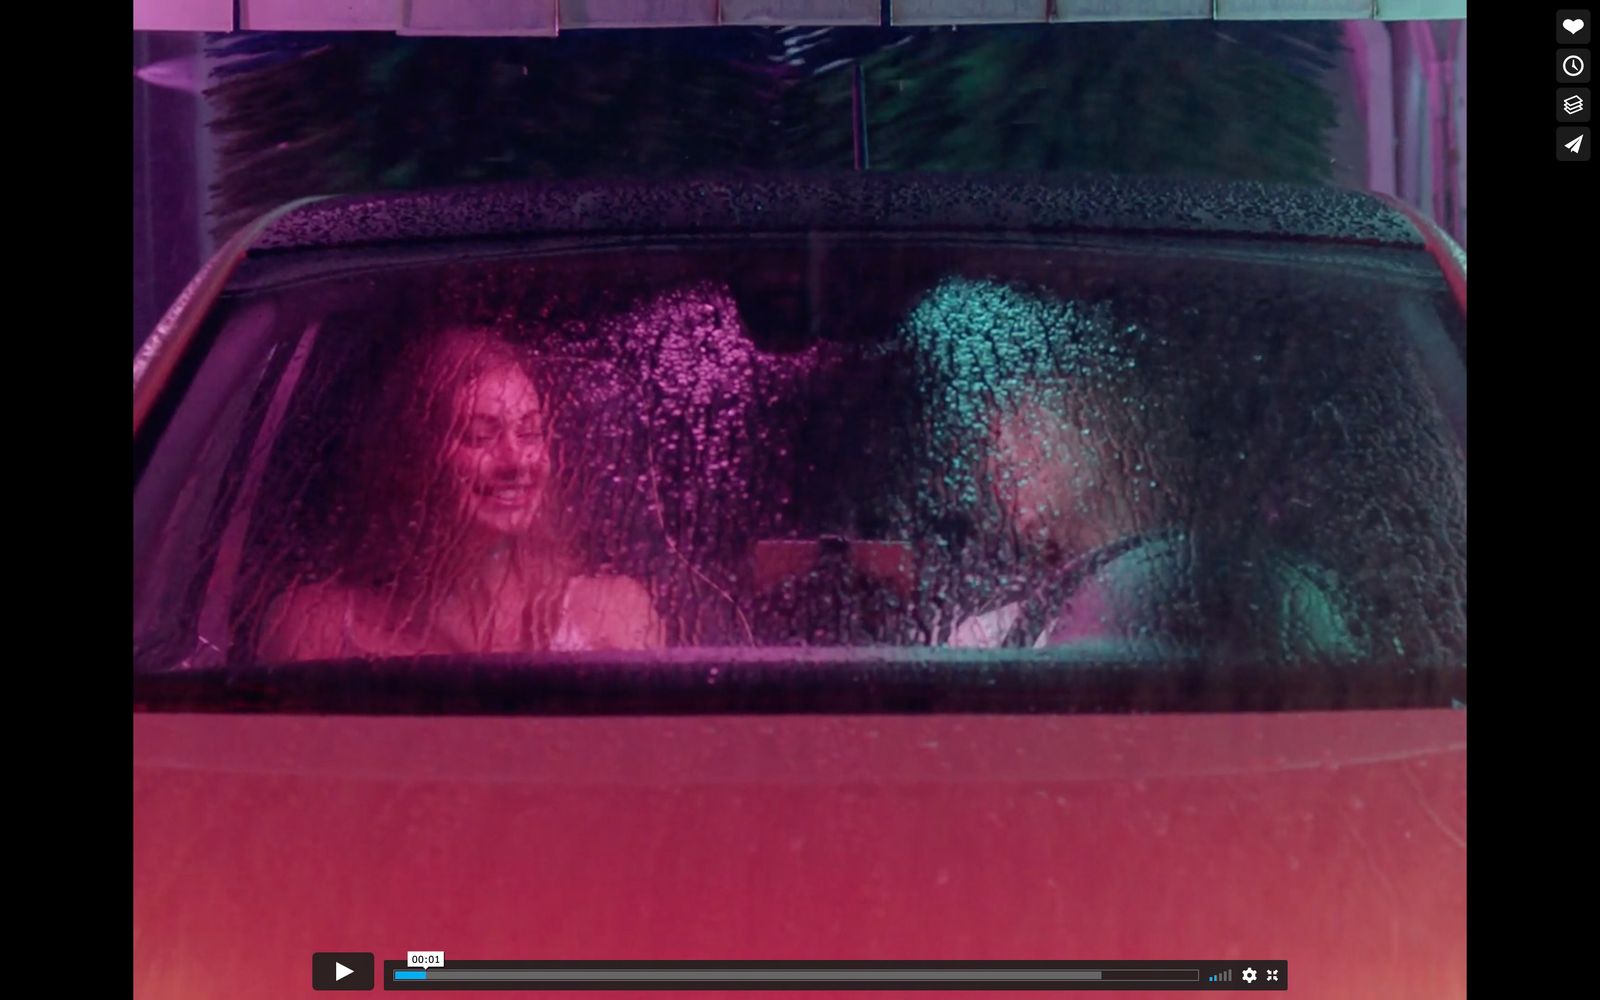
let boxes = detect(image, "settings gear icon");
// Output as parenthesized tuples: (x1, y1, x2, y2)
(1242, 968, 1258, 983)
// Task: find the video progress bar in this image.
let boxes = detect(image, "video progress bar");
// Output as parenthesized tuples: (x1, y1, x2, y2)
(399, 970, 1167, 983)
(382, 961, 1285, 990)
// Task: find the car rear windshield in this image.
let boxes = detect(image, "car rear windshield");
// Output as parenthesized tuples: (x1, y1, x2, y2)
(133, 234, 1465, 711)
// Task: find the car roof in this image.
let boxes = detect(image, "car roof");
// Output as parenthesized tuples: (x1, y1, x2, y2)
(246, 173, 1428, 253)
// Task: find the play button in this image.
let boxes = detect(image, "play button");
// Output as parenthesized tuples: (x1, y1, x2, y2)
(313, 952, 374, 990)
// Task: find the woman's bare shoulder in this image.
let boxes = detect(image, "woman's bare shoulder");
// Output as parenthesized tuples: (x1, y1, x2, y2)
(562, 574, 665, 650)
(257, 579, 358, 662)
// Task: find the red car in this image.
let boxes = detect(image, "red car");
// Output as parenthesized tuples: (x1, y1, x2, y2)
(134, 174, 1465, 998)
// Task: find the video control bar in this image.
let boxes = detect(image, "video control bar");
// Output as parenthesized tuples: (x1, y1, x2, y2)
(377, 961, 1288, 991)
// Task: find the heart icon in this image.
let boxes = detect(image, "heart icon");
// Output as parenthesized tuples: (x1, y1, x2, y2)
(1565, 18, 1585, 33)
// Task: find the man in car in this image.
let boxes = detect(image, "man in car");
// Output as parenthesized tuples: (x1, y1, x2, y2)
(903, 278, 1361, 656)
(948, 372, 1362, 656)
(945, 371, 1162, 649)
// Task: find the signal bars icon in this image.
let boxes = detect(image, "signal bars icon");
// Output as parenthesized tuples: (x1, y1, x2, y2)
(1208, 969, 1233, 982)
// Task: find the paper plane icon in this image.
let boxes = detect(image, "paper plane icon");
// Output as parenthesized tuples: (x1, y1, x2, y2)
(1567, 134, 1585, 153)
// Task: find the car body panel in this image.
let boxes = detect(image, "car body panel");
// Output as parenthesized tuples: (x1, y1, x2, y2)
(1372, 191, 1466, 322)
(134, 710, 1465, 999)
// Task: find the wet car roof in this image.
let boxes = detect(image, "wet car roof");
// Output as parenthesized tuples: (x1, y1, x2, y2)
(247, 173, 1428, 253)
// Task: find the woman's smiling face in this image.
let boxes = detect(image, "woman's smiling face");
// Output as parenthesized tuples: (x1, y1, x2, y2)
(442, 361, 552, 539)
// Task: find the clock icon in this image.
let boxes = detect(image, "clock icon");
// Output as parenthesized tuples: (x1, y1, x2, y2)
(1560, 49, 1591, 82)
